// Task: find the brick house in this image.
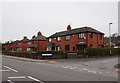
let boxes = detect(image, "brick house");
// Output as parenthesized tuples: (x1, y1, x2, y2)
(16, 36, 29, 51)
(46, 25, 104, 52)
(11, 40, 19, 51)
(2, 41, 10, 51)
(27, 31, 46, 51)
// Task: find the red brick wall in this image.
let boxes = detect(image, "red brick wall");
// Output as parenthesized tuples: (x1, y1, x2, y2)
(21, 42, 27, 51)
(4, 44, 10, 51)
(12, 43, 16, 51)
(87, 33, 104, 48)
(47, 33, 87, 51)
(38, 40, 46, 51)
(27, 40, 46, 51)
(47, 32, 104, 51)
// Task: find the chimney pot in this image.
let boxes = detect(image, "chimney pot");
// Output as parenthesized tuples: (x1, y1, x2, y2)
(24, 36, 27, 39)
(38, 31, 42, 36)
(67, 25, 71, 31)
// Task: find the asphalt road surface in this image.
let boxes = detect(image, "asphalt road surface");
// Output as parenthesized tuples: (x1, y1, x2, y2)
(1, 55, 119, 83)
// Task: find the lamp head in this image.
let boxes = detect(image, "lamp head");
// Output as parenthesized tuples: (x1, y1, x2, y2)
(109, 23, 113, 24)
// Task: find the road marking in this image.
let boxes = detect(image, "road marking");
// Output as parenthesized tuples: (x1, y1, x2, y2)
(88, 70, 92, 73)
(28, 76, 44, 83)
(8, 80, 14, 83)
(103, 59, 118, 63)
(70, 67, 74, 69)
(4, 66, 18, 72)
(0, 70, 10, 72)
(92, 71, 97, 73)
(38, 63, 41, 64)
(62, 66, 68, 68)
(8, 76, 26, 79)
(74, 67, 77, 68)
(106, 72, 110, 74)
(83, 68, 88, 71)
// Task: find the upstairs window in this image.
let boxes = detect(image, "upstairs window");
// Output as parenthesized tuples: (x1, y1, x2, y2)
(78, 33, 84, 39)
(65, 35, 70, 40)
(90, 33, 93, 39)
(100, 34, 102, 40)
(32, 41, 34, 44)
(29, 42, 31, 45)
(18, 43, 21, 46)
(48, 38, 51, 42)
(57, 37, 61, 41)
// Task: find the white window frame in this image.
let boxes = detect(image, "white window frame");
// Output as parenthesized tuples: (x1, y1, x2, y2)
(57, 46, 61, 51)
(65, 35, 70, 40)
(29, 42, 31, 45)
(48, 38, 51, 42)
(57, 37, 61, 41)
(78, 33, 84, 39)
(18, 43, 21, 46)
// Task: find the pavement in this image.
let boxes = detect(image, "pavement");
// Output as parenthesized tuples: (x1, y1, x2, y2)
(1, 55, 119, 83)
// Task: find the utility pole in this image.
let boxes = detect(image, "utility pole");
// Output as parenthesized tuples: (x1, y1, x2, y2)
(109, 23, 113, 56)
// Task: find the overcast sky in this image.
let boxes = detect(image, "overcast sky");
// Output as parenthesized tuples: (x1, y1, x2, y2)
(1, 1, 118, 43)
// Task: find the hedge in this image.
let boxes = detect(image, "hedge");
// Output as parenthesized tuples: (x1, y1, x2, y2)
(86, 48, 119, 57)
(2, 51, 65, 59)
(2, 48, 120, 59)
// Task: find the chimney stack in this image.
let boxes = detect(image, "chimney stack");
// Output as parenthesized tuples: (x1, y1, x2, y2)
(24, 36, 27, 39)
(38, 31, 42, 36)
(67, 25, 71, 31)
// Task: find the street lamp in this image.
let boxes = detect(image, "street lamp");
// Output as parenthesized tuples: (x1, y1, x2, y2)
(109, 22, 113, 56)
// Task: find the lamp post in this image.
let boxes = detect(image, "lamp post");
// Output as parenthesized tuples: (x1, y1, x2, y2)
(109, 23, 113, 56)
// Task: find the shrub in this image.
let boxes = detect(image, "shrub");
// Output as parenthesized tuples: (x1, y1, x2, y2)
(86, 48, 119, 57)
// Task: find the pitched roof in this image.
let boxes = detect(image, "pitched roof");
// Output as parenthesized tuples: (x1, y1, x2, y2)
(19, 38, 29, 42)
(30, 35, 46, 41)
(11, 40, 20, 43)
(48, 27, 104, 38)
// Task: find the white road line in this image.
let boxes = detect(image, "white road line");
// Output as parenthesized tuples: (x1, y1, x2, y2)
(88, 70, 92, 73)
(8, 76, 26, 79)
(0, 70, 10, 72)
(92, 71, 97, 73)
(62, 66, 68, 68)
(28, 76, 44, 83)
(38, 63, 41, 64)
(70, 68, 74, 69)
(8, 80, 14, 83)
(4, 66, 18, 72)
(106, 72, 110, 74)
(82, 68, 88, 71)
(103, 59, 118, 63)
(62, 66, 66, 68)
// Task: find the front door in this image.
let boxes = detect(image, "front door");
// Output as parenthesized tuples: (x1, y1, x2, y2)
(52, 47, 55, 51)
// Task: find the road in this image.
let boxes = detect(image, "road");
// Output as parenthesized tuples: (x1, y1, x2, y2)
(1, 55, 119, 83)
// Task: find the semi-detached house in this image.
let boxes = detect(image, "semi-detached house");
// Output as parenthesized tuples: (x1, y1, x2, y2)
(46, 25, 104, 52)
(27, 31, 46, 51)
